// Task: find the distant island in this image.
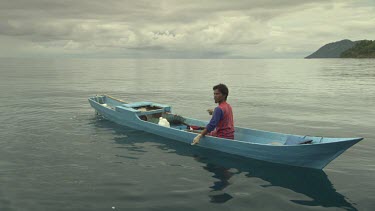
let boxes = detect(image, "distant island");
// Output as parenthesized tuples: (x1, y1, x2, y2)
(305, 39, 375, 58)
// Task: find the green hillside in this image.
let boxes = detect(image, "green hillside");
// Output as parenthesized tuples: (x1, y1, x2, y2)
(340, 40, 375, 58)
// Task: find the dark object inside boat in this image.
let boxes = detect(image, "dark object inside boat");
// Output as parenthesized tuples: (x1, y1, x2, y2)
(285, 136, 313, 145)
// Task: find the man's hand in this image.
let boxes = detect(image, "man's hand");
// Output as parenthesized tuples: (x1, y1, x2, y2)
(191, 134, 202, 145)
(207, 108, 214, 115)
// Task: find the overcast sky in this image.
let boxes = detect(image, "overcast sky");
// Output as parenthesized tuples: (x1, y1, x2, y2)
(0, 0, 374, 58)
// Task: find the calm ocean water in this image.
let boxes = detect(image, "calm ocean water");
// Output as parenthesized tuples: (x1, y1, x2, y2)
(0, 58, 374, 211)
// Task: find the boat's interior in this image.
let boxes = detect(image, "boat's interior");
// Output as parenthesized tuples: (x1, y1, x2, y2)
(92, 95, 337, 146)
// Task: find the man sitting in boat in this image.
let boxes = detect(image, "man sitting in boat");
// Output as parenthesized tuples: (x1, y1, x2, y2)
(191, 84, 234, 145)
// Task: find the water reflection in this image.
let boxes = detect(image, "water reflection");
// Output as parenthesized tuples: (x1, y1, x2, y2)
(92, 118, 357, 210)
(199, 160, 234, 203)
(194, 153, 356, 209)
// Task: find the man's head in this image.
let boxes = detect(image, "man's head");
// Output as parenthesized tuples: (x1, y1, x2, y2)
(213, 84, 229, 103)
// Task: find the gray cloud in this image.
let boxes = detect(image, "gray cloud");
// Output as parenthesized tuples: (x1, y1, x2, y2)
(0, 0, 374, 58)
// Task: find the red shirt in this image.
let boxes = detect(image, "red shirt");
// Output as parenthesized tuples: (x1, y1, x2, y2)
(207, 101, 234, 139)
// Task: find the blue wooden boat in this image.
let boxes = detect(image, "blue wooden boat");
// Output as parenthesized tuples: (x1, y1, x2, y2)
(88, 95, 363, 169)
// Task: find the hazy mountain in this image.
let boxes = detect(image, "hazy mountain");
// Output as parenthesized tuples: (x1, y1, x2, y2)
(305, 39, 356, 58)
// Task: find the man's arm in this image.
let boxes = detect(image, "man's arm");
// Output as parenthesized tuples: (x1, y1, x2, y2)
(191, 107, 223, 145)
(205, 107, 223, 134)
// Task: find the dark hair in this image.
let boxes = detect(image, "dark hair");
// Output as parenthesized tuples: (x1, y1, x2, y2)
(213, 83, 229, 100)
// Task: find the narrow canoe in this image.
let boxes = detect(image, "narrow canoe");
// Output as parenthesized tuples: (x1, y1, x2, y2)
(88, 95, 363, 169)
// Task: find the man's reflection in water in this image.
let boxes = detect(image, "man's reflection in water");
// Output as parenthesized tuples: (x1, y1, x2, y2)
(195, 155, 236, 203)
(205, 163, 235, 203)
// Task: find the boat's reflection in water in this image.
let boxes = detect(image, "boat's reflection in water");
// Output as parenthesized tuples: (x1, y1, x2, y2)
(94, 118, 357, 210)
(193, 153, 355, 209)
